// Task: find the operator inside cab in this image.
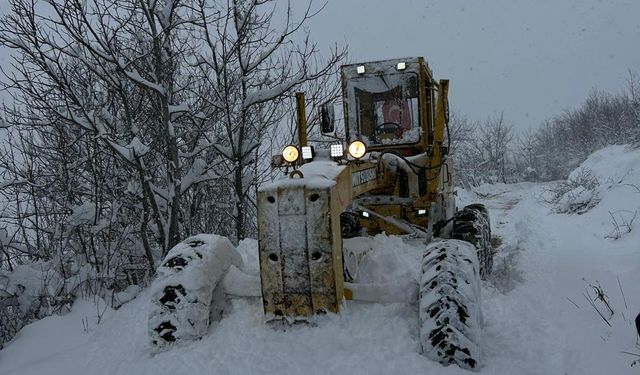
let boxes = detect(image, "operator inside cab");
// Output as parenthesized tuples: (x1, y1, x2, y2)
(347, 71, 421, 146)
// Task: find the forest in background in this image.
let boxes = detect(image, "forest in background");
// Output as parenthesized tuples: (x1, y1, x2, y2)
(450, 72, 640, 187)
(0, 0, 638, 349)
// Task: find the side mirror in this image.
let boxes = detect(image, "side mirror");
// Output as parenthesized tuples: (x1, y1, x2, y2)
(319, 102, 335, 134)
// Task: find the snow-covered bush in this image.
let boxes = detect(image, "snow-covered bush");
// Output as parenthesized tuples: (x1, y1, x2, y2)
(0, 262, 73, 348)
(0, 221, 150, 347)
(543, 145, 640, 228)
(542, 167, 601, 214)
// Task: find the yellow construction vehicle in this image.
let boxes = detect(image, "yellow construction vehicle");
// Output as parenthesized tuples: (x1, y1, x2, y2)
(258, 57, 492, 370)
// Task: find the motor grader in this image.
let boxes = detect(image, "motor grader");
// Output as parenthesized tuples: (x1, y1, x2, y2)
(149, 57, 492, 371)
(257, 57, 493, 370)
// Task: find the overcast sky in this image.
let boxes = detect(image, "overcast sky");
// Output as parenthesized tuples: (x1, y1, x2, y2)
(1, 0, 639, 133)
(306, 0, 640, 131)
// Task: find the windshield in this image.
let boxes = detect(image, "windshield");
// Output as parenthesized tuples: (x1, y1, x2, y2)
(346, 72, 420, 146)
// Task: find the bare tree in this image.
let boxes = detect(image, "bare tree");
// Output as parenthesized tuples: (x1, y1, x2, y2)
(445, 111, 479, 187)
(0, 0, 200, 259)
(0, 0, 345, 346)
(191, 0, 346, 241)
(454, 112, 514, 185)
(479, 112, 514, 183)
(446, 111, 474, 156)
(514, 128, 538, 181)
(0, 0, 345, 246)
(624, 70, 640, 147)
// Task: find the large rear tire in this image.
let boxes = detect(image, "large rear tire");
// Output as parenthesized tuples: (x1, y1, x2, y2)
(419, 239, 482, 370)
(148, 235, 242, 352)
(451, 204, 492, 279)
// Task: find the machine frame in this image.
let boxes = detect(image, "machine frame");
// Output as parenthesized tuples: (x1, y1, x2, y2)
(257, 57, 455, 319)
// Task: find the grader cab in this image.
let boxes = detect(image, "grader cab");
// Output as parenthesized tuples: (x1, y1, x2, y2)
(257, 57, 493, 370)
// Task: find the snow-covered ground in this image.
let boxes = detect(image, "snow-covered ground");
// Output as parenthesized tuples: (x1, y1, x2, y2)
(1, 146, 639, 375)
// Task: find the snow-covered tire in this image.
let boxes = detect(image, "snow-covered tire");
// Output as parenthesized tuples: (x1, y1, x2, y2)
(419, 239, 482, 371)
(451, 204, 492, 279)
(148, 235, 242, 352)
(340, 211, 362, 239)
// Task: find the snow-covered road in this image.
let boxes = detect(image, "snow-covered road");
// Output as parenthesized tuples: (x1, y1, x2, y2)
(474, 183, 566, 374)
(1, 179, 639, 375)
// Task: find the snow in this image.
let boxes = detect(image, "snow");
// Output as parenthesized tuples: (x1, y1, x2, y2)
(569, 145, 640, 184)
(153, 0, 175, 29)
(181, 158, 221, 192)
(122, 68, 166, 95)
(108, 136, 150, 162)
(259, 160, 345, 191)
(556, 185, 598, 214)
(1, 145, 640, 374)
(0, 178, 28, 189)
(67, 201, 96, 226)
(168, 103, 189, 116)
(0, 299, 108, 375)
(113, 285, 141, 307)
(220, 237, 262, 298)
(1, 262, 64, 315)
(343, 235, 422, 303)
(243, 72, 306, 108)
(351, 235, 421, 285)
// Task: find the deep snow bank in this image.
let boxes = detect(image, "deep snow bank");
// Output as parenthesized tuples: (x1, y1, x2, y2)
(552, 145, 640, 215)
(534, 145, 640, 372)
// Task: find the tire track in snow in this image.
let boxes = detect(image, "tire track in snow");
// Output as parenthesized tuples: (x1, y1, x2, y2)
(473, 183, 565, 374)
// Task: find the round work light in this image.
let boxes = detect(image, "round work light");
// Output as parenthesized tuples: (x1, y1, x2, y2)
(348, 140, 367, 159)
(282, 145, 300, 163)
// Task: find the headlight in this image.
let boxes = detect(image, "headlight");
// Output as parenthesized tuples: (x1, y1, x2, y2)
(348, 140, 367, 159)
(282, 145, 300, 163)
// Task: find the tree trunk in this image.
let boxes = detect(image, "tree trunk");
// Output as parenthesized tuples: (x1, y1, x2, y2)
(234, 162, 245, 243)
